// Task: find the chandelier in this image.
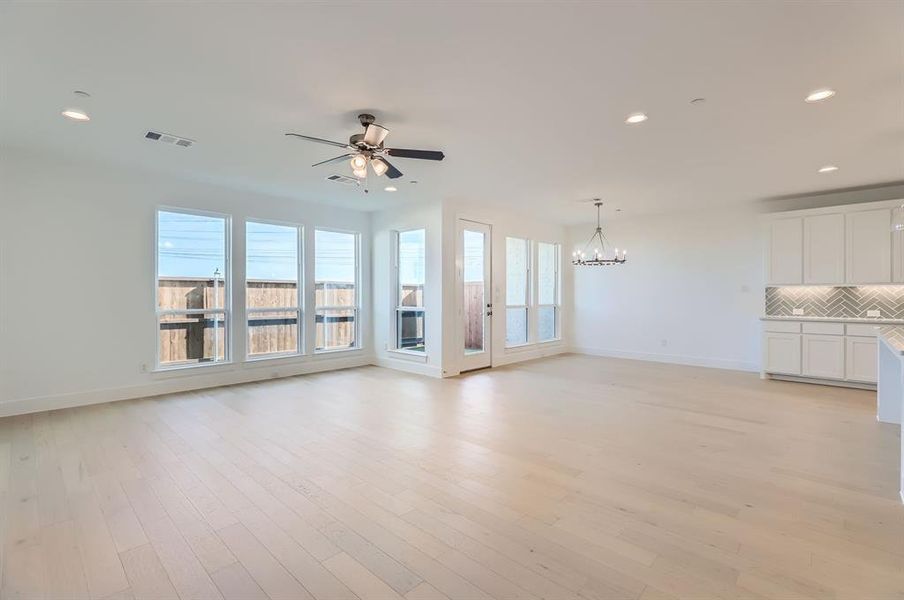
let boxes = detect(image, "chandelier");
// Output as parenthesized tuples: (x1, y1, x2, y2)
(572, 200, 627, 266)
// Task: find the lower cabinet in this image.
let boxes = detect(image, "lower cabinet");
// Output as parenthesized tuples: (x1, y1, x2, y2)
(802, 334, 845, 379)
(846, 336, 878, 383)
(764, 332, 801, 375)
(763, 321, 879, 386)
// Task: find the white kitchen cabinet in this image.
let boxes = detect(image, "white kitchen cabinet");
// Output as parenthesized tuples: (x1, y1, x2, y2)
(764, 332, 801, 375)
(893, 207, 904, 283)
(846, 208, 891, 283)
(803, 214, 845, 284)
(845, 336, 878, 383)
(767, 218, 802, 284)
(802, 334, 845, 380)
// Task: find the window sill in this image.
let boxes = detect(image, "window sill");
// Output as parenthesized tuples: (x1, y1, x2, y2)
(387, 349, 428, 363)
(313, 347, 363, 356)
(245, 352, 304, 363)
(152, 361, 234, 375)
(504, 343, 533, 350)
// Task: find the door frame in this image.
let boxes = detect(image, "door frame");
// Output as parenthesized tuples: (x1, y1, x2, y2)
(457, 218, 493, 372)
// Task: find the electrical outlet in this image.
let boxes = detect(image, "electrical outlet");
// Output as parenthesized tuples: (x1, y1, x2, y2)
(792, 308, 804, 316)
(867, 309, 881, 318)
(660, 339, 668, 347)
(139, 363, 148, 373)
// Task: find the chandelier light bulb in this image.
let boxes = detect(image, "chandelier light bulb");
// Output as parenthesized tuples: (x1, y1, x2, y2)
(350, 154, 368, 170)
(352, 167, 367, 178)
(371, 157, 389, 177)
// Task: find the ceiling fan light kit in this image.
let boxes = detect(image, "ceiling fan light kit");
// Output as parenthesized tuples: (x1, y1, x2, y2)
(573, 200, 627, 266)
(286, 113, 445, 186)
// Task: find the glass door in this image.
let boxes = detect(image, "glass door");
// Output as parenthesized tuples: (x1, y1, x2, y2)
(459, 219, 492, 371)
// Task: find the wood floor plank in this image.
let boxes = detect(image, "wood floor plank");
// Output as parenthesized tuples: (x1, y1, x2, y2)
(323, 552, 405, 600)
(119, 543, 179, 600)
(40, 519, 90, 599)
(210, 561, 268, 600)
(216, 522, 313, 600)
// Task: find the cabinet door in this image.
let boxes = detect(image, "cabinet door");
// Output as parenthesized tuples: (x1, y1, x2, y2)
(764, 333, 801, 375)
(845, 336, 877, 383)
(893, 207, 904, 283)
(846, 209, 891, 283)
(802, 334, 845, 379)
(803, 214, 845, 284)
(767, 218, 802, 284)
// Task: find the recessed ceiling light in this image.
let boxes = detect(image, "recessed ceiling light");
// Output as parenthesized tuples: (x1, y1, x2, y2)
(384, 186, 397, 192)
(61, 108, 90, 121)
(805, 89, 835, 103)
(818, 165, 839, 173)
(625, 112, 648, 124)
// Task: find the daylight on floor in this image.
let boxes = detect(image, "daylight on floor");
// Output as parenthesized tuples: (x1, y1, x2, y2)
(1, 1, 903, 598)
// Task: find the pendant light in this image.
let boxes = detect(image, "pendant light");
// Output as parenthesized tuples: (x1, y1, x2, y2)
(572, 200, 627, 266)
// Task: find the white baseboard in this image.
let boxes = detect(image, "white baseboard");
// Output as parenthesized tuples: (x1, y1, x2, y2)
(0, 353, 374, 418)
(373, 356, 443, 378)
(569, 345, 759, 373)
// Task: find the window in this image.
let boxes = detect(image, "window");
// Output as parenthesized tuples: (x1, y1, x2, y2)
(315, 229, 359, 351)
(246, 221, 302, 358)
(395, 229, 426, 352)
(505, 237, 530, 346)
(537, 242, 560, 341)
(156, 209, 229, 367)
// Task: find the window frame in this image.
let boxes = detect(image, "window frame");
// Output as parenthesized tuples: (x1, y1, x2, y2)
(154, 206, 232, 371)
(313, 227, 361, 353)
(504, 236, 532, 348)
(392, 228, 427, 355)
(536, 241, 561, 343)
(244, 218, 305, 361)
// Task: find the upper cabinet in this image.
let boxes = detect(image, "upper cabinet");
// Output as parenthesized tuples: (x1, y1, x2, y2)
(804, 214, 845, 284)
(767, 218, 802, 284)
(765, 201, 900, 286)
(846, 209, 891, 284)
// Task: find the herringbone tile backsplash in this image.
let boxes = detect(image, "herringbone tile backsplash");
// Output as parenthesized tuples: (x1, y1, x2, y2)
(765, 286, 904, 319)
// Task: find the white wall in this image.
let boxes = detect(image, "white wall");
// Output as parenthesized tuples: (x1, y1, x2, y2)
(567, 207, 764, 372)
(0, 149, 373, 415)
(441, 201, 568, 376)
(371, 199, 444, 377)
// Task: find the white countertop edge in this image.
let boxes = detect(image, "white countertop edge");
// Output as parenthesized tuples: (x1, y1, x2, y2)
(760, 316, 904, 324)
(878, 326, 904, 356)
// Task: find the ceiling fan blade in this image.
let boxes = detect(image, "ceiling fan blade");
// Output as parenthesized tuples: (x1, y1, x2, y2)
(381, 158, 403, 179)
(285, 133, 351, 149)
(384, 148, 445, 161)
(362, 124, 389, 147)
(311, 153, 352, 167)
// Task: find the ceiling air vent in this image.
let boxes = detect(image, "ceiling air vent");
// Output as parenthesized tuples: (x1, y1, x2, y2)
(326, 174, 360, 186)
(145, 130, 195, 148)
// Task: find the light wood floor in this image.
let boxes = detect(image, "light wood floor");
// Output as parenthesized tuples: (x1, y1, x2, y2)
(1, 354, 902, 600)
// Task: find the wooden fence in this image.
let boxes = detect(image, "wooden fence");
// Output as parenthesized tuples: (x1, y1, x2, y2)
(158, 278, 482, 364)
(158, 277, 356, 364)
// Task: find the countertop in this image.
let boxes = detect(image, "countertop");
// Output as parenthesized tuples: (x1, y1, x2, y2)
(761, 315, 904, 325)
(879, 326, 904, 356)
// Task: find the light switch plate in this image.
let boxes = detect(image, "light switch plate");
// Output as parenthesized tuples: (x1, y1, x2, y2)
(867, 309, 881, 318)
(792, 308, 804, 316)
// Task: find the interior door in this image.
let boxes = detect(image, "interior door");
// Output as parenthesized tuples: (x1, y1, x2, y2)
(458, 219, 492, 371)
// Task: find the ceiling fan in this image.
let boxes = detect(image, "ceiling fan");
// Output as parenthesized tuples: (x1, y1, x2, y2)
(286, 113, 444, 181)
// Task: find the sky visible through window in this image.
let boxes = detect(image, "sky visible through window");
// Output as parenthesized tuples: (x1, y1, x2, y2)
(399, 229, 425, 286)
(157, 212, 356, 282)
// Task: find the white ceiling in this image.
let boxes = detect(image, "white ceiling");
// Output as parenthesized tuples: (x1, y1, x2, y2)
(1, 1, 902, 223)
